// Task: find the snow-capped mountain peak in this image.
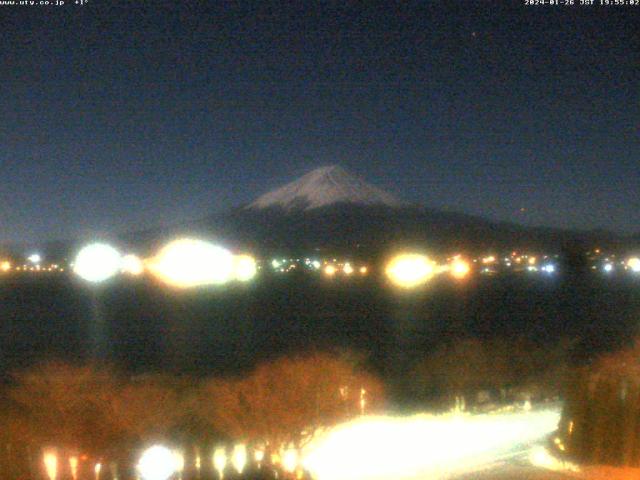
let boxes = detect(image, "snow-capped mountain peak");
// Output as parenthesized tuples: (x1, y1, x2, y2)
(247, 165, 403, 211)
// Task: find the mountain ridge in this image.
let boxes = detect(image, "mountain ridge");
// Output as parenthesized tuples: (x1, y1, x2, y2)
(247, 165, 404, 211)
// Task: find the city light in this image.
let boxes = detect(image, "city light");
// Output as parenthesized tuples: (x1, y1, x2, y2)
(343, 263, 354, 275)
(69, 456, 79, 480)
(213, 447, 226, 478)
(28, 253, 42, 264)
(232, 444, 247, 474)
(324, 265, 337, 276)
(1, 260, 11, 272)
(120, 254, 144, 276)
(43, 450, 57, 480)
(302, 405, 561, 480)
(254, 448, 265, 464)
(148, 238, 235, 288)
(542, 264, 556, 274)
(234, 254, 257, 282)
(73, 243, 122, 283)
(359, 266, 368, 274)
(628, 257, 640, 273)
(282, 448, 298, 473)
(137, 445, 178, 480)
(449, 258, 471, 280)
(603, 263, 614, 273)
(385, 253, 435, 288)
(173, 452, 184, 478)
(95, 463, 102, 480)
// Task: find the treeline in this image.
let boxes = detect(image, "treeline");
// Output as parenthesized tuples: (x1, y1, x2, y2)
(406, 337, 573, 409)
(0, 352, 383, 479)
(560, 339, 640, 467)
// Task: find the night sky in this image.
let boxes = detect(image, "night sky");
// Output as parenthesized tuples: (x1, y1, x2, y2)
(1, 1, 638, 244)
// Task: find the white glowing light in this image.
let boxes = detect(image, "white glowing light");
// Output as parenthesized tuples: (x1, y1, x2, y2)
(254, 449, 265, 463)
(232, 444, 247, 474)
(302, 405, 561, 480)
(343, 263, 354, 275)
(234, 255, 257, 282)
(43, 451, 57, 480)
(385, 254, 436, 288)
(73, 243, 121, 283)
(149, 239, 234, 288)
(173, 452, 184, 473)
(627, 257, 640, 273)
(120, 254, 144, 275)
(28, 253, 42, 264)
(213, 447, 226, 477)
(312, 260, 321, 269)
(282, 448, 298, 473)
(69, 456, 79, 480)
(530, 446, 580, 473)
(603, 263, 613, 273)
(542, 264, 556, 274)
(137, 446, 178, 480)
(1, 261, 11, 272)
(272, 259, 281, 269)
(95, 463, 102, 480)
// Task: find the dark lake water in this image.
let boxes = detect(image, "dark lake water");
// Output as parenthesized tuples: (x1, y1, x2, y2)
(0, 272, 639, 378)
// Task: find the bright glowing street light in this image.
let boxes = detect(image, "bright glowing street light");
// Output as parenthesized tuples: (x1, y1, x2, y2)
(28, 253, 42, 264)
(343, 263, 354, 275)
(324, 265, 337, 276)
(627, 257, 640, 273)
(173, 451, 184, 479)
(385, 253, 436, 288)
(449, 258, 471, 280)
(137, 445, 178, 480)
(43, 450, 57, 480)
(254, 448, 265, 464)
(120, 254, 144, 276)
(73, 243, 122, 283)
(148, 238, 234, 288)
(213, 447, 226, 479)
(234, 254, 257, 282)
(282, 448, 298, 474)
(69, 456, 79, 480)
(232, 444, 247, 474)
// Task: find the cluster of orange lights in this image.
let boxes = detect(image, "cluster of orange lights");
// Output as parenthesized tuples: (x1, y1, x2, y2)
(323, 262, 368, 277)
(0, 261, 65, 273)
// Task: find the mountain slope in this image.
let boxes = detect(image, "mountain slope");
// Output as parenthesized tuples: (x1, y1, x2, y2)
(247, 165, 403, 211)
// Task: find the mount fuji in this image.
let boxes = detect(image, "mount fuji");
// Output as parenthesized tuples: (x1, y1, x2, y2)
(247, 165, 404, 211)
(119, 165, 631, 258)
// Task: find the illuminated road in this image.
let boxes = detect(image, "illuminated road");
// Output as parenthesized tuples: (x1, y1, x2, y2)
(303, 403, 563, 480)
